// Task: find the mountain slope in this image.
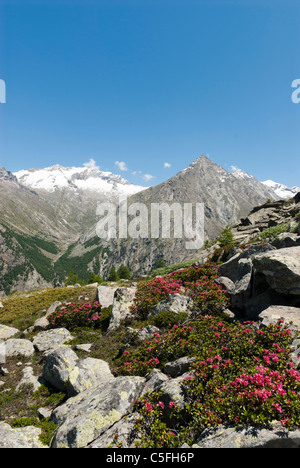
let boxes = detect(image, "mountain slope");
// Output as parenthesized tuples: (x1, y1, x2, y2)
(0, 156, 287, 293)
(262, 180, 300, 200)
(0, 164, 147, 294)
(64, 155, 278, 278)
(0, 168, 67, 295)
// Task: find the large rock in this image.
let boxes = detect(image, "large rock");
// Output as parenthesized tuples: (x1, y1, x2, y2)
(33, 328, 74, 354)
(107, 287, 137, 332)
(66, 358, 115, 397)
(258, 305, 300, 333)
(4, 339, 35, 358)
(252, 246, 300, 295)
(88, 412, 140, 448)
(163, 356, 195, 378)
(50, 376, 145, 448)
(0, 324, 19, 340)
(15, 366, 44, 393)
(0, 422, 47, 449)
(271, 233, 300, 249)
(42, 346, 79, 392)
(218, 244, 276, 280)
(230, 258, 253, 310)
(150, 294, 192, 318)
(194, 423, 300, 448)
(96, 286, 117, 308)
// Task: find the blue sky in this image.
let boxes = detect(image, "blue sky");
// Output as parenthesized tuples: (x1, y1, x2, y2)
(0, 0, 299, 187)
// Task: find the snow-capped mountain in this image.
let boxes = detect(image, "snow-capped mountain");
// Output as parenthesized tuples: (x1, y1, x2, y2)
(262, 180, 300, 200)
(231, 168, 255, 181)
(231, 168, 299, 201)
(14, 163, 147, 197)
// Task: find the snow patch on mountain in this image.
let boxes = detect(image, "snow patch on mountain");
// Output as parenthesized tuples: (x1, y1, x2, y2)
(14, 164, 147, 196)
(262, 180, 300, 200)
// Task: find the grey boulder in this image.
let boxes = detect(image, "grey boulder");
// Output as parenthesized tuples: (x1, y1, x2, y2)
(50, 376, 145, 448)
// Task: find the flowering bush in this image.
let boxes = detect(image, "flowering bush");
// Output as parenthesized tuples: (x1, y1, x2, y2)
(119, 316, 300, 446)
(132, 263, 228, 319)
(47, 301, 103, 330)
(168, 263, 219, 283)
(131, 277, 182, 319)
(118, 324, 194, 376)
(184, 279, 229, 317)
(133, 392, 181, 448)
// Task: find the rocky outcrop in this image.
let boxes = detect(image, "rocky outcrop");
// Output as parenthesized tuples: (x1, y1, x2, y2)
(0, 324, 19, 340)
(107, 287, 137, 332)
(0, 422, 47, 449)
(50, 376, 145, 448)
(33, 328, 74, 354)
(96, 286, 117, 308)
(231, 193, 300, 245)
(66, 357, 115, 397)
(218, 244, 300, 318)
(252, 247, 300, 295)
(193, 423, 300, 448)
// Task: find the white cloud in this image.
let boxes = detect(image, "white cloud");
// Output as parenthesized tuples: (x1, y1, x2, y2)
(115, 161, 128, 172)
(83, 158, 99, 170)
(164, 162, 171, 168)
(143, 174, 154, 182)
(230, 165, 240, 172)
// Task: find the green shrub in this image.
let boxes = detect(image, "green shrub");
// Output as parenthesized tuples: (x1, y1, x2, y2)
(108, 266, 119, 282)
(258, 223, 289, 241)
(117, 265, 131, 280)
(87, 272, 103, 284)
(148, 311, 188, 330)
(65, 270, 85, 286)
(217, 228, 235, 247)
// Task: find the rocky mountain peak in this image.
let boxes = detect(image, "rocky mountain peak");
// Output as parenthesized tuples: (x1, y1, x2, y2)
(0, 167, 18, 184)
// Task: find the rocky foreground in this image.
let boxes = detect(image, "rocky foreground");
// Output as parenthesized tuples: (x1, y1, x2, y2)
(0, 194, 300, 449)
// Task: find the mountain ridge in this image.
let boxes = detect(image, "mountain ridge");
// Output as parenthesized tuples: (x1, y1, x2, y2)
(0, 155, 296, 295)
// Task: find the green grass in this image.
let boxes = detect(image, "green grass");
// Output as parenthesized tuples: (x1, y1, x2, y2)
(0, 285, 98, 331)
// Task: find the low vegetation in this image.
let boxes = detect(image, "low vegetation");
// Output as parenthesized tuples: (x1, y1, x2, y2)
(0, 259, 299, 448)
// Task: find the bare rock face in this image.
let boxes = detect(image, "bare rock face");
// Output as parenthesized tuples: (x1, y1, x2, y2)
(50, 376, 145, 448)
(0, 422, 47, 449)
(194, 423, 300, 448)
(66, 358, 115, 397)
(252, 247, 300, 296)
(42, 346, 79, 392)
(33, 328, 75, 354)
(0, 324, 19, 340)
(4, 339, 35, 358)
(107, 287, 137, 332)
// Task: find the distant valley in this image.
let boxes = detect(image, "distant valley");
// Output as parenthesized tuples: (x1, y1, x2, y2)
(0, 156, 298, 295)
